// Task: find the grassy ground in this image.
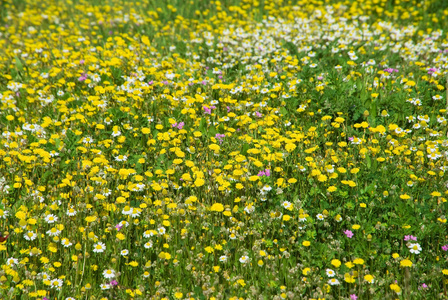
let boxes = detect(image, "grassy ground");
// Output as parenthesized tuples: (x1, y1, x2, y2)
(1, 0, 448, 299)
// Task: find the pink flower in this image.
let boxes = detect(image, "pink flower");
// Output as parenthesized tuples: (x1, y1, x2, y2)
(203, 106, 212, 114)
(78, 73, 87, 81)
(441, 245, 448, 251)
(264, 169, 271, 177)
(350, 294, 358, 300)
(344, 230, 354, 238)
(404, 235, 417, 241)
(110, 280, 118, 286)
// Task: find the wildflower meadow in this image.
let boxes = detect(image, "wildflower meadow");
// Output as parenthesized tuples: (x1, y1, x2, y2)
(1, 0, 448, 299)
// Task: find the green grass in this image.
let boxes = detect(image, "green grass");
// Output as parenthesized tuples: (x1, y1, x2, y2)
(0, 0, 448, 299)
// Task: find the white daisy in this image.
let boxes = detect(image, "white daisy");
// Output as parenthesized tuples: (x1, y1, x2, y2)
(93, 242, 106, 253)
(46, 227, 61, 236)
(328, 278, 340, 285)
(66, 208, 77, 216)
(45, 214, 58, 224)
(102, 269, 116, 279)
(239, 255, 249, 264)
(51, 278, 63, 289)
(326, 268, 335, 277)
(61, 238, 72, 248)
(6, 257, 18, 266)
(24, 231, 37, 241)
(408, 243, 422, 254)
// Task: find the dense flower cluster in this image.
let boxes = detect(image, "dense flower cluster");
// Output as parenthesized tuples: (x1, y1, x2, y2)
(0, 0, 448, 299)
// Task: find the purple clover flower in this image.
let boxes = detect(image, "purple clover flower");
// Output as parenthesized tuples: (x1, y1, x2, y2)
(383, 68, 399, 73)
(203, 106, 212, 114)
(78, 73, 87, 81)
(404, 235, 417, 241)
(344, 230, 354, 238)
(258, 168, 271, 177)
(172, 122, 184, 130)
(215, 133, 225, 144)
(110, 280, 119, 286)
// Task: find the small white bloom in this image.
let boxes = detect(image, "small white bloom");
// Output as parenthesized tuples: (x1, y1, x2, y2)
(328, 278, 340, 285)
(326, 269, 335, 277)
(408, 243, 422, 254)
(61, 238, 72, 247)
(93, 242, 106, 253)
(45, 214, 58, 224)
(102, 269, 116, 279)
(239, 255, 249, 264)
(51, 278, 63, 289)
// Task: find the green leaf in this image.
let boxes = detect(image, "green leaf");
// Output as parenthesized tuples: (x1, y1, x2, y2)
(366, 154, 371, 169)
(15, 56, 24, 71)
(241, 143, 250, 155)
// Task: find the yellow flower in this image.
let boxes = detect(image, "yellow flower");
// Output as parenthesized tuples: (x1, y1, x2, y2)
(442, 269, 448, 275)
(210, 203, 224, 212)
(174, 292, 183, 299)
(285, 143, 296, 152)
(350, 168, 359, 174)
(400, 259, 412, 267)
(194, 178, 205, 187)
(345, 261, 354, 269)
(331, 259, 341, 268)
(390, 283, 401, 293)
(302, 241, 310, 247)
(208, 144, 220, 152)
(318, 174, 327, 182)
(249, 175, 259, 181)
(344, 273, 356, 283)
(327, 186, 337, 192)
(237, 279, 246, 287)
(364, 274, 374, 283)
(353, 258, 364, 265)
(302, 267, 311, 275)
